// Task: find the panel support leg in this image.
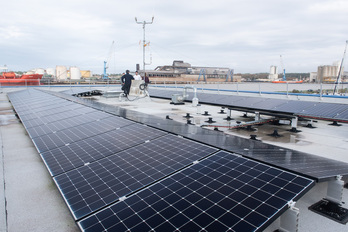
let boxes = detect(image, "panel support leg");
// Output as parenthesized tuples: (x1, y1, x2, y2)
(279, 201, 299, 232)
(289, 117, 301, 133)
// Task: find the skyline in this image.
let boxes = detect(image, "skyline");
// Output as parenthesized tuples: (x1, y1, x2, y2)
(1, 0, 348, 74)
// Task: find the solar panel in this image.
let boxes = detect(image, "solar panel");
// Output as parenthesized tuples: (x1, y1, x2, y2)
(299, 102, 348, 119)
(18, 104, 94, 124)
(197, 94, 232, 104)
(32, 116, 134, 153)
(41, 123, 168, 176)
(26, 110, 112, 138)
(241, 148, 348, 181)
(227, 96, 267, 108)
(14, 100, 73, 117)
(60, 88, 102, 96)
(54, 134, 218, 220)
(19, 102, 83, 117)
(249, 98, 287, 111)
(149, 89, 348, 122)
(184, 131, 348, 182)
(334, 108, 348, 121)
(79, 151, 314, 232)
(11, 95, 71, 113)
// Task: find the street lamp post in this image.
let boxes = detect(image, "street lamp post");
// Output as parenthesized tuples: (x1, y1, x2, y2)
(135, 16, 154, 77)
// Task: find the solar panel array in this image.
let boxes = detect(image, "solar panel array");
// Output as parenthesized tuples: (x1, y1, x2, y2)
(52, 87, 348, 182)
(79, 151, 314, 232)
(60, 88, 102, 97)
(58, 89, 348, 182)
(142, 89, 348, 181)
(8, 88, 316, 232)
(148, 88, 348, 122)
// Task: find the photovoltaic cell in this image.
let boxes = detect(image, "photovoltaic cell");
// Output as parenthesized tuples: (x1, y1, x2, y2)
(15, 100, 77, 117)
(334, 108, 348, 121)
(149, 89, 348, 121)
(21, 106, 97, 126)
(79, 151, 314, 232)
(41, 123, 168, 176)
(19, 102, 84, 118)
(26, 110, 112, 138)
(299, 102, 348, 119)
(54, 134, 218, 220)
(32, 116, 134, 153)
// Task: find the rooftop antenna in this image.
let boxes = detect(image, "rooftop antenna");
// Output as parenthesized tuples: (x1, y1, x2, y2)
(135, 16, 154, 77)
(333, 40, 348, 95)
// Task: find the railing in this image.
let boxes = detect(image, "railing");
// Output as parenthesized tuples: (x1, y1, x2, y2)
(2, 79, 347, 101)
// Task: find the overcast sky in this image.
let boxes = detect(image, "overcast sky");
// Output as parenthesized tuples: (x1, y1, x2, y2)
(1, 0, 348, 74)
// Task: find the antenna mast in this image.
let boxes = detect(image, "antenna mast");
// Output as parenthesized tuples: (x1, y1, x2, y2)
(135, 16, 154, 76)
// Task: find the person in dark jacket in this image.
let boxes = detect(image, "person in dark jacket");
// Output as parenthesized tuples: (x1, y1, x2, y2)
(121, 70, 134, 96)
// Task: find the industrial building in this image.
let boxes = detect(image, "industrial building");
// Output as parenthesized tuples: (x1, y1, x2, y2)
(268, 65, 279, 81)
(314, 62, 345, 83)
(140, 60, 234, 81)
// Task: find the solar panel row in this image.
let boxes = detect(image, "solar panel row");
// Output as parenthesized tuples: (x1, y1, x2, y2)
(148, 88, 348, 121)
(53, 88, 348, 182)
(145, 89, 348, 181)
(79, 151, 314, 232)
(8, 89, 316, 232)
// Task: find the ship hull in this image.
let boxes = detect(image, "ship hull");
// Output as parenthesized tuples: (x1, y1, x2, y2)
(0, 73, 43, 86)
(272, 80, 303, 83)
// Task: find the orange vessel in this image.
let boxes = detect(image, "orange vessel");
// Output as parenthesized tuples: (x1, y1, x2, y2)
(272, 80, 303, 83)
(0, 72, 43, 86)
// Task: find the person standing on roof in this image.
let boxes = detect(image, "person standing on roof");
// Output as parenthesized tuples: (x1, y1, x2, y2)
(121, 70, 134, 96)
(133, 71, 142, 80)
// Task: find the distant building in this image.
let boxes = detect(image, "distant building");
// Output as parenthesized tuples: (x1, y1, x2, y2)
(56, 66, 68, 81)
(0, 65, 8, 72)
(81, 70, 92, 78)
(268, 65, 278, 81)
(144, 60, 233, 80)
(316, 62, 344, 83)
(154, 60, 191, 74)
(309, 72, 317, 83)
(310, 61, 346, 83)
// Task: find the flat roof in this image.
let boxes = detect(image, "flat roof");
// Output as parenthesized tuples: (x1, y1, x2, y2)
(1, 84, 348, 232)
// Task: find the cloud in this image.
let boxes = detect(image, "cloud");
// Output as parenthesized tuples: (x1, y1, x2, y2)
(0, 0, 347, 73)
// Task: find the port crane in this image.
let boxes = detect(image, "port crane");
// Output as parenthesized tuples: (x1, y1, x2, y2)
(280, 55, 286, 81)
(333, 40, 348, 95)
(102, 41, 115, 80)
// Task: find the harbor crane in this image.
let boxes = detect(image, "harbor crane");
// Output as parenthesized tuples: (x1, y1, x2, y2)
(102, 41, 115, 80)
(280, 55, 286, 81)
